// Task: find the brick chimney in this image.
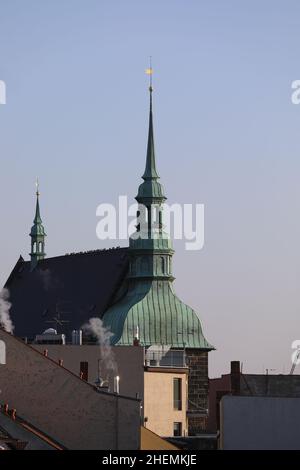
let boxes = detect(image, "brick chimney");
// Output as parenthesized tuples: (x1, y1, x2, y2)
(230, 361, 241, 395)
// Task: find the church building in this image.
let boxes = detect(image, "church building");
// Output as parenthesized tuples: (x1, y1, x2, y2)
(4, 82, 214, 436)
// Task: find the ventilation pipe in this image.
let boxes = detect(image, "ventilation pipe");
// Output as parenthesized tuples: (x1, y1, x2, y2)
(133, 325, 140, 346)
(72, 330, 82, 345)
(114, 375, 120, 394)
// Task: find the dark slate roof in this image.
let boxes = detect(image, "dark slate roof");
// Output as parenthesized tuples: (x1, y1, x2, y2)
(5, 248, 129, 340)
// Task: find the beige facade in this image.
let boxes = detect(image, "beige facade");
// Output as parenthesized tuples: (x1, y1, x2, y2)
(144, 369, 188, 437)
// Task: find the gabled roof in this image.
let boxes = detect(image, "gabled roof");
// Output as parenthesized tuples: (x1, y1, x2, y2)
(5, 248, 129, 339)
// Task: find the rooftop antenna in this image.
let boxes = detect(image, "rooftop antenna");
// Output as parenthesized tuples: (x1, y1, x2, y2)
(45, 304, 70, 332)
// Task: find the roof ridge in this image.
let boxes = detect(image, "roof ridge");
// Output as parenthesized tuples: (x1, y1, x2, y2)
(0, 329, 139, 402)
(14, 247, 129, 265)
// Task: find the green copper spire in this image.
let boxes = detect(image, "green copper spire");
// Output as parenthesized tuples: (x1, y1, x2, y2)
(33, 192, 42, 225)
(30, 180, 46, 269)
(102, 73, 213, 351)
(131, 78, 172, 279)
(136, 85, 166, 204)
(142, 88, 159, 181)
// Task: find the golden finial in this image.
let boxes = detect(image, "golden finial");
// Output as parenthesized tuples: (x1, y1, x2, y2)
(36, 177, 40, 197)
(145, 56, 153, 92)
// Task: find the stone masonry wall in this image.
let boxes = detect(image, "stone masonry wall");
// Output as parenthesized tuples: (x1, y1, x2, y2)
(186, 349, 209, 435)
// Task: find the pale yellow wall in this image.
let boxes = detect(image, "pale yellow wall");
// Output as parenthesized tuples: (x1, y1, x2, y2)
(144, 370, 188, 437)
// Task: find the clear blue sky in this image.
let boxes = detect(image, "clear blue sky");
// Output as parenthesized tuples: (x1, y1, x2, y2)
(1, 0, 300, 376)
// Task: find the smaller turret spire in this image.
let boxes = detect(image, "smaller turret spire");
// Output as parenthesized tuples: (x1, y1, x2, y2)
(30, 179, 46, 269)
(34, 178, 42, 224)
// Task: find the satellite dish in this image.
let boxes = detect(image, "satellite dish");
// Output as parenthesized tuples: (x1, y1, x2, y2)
(43, 328, 57, 335)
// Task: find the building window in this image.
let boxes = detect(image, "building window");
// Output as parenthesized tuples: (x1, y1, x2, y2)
(173, 378, 182, 410)
(158, 209, 162, 228)
(80, 361, 88, 381)
(136, 210, 140, 232)
(173, 422, 182, 437)
(0, 340, 6, 365)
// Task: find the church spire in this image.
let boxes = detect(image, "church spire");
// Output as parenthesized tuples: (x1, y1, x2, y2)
(102, 70, 213, 353)
(34, 186, 42, 224)
(128, 66, 173, 282)
(142, 85, 159, 181)
(30, 179, 46, 269)
(136, 65, 166, 205)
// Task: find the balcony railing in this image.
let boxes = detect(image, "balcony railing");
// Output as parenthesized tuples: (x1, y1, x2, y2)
(145, 349, 186, 368)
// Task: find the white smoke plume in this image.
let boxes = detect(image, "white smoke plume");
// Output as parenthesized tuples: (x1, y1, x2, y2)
(82, 317, 117, 376)
(0, 288, 14, 333)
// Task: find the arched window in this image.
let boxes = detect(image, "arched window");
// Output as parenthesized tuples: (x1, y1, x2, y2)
(0, 340, 6, 365)
(136, 210, 140, 232)
(159, 209, 163, 228)
(33, 241, 37, 253)
(147, 207, 151, 231)
(39, 241, 43, 252)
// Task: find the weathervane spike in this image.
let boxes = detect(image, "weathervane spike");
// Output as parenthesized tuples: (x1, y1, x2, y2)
(145, 56, 153, 92)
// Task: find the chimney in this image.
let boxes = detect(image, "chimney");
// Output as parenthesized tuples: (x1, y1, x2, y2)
(72, 330, 82, 345)
(58, 359, 63, 366)
(133, 326, 140, 346)
(230, 361, 241, 395)
(43, 349, 48, 357)
(114, 376, 120, 394)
